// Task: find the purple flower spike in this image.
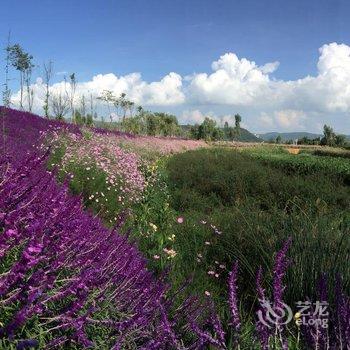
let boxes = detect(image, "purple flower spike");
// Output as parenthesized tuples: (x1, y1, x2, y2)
(228, 260, 241, 344)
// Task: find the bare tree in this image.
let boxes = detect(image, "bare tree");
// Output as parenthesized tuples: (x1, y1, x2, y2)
(24, 62, 35, 112)
(2, 31, 11, 107)
(43, 60, 53, 118)
(89, 92, 95, 117)
(65, 73, 77, 123)
(127, 100, 135, 117)
(97, 89, 115, 120)
(51, 92, 69, 120)
(80, 94, 86, 118)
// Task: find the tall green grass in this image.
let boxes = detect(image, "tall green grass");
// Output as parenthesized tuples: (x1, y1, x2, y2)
(165, 148, 350, 317)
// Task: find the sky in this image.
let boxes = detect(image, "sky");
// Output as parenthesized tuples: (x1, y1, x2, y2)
(1, 0, 350, 133)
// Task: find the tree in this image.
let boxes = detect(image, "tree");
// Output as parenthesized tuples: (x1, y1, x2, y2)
(89, 93, 95, 120)
(190, 124, 200, 139)
(24, 58, 35, 112)
(65, 73, 77, 123)
(51, 92, 69, 120)
(97, 90, 115, 120)
(234, 114, 242, 137)
(7, 44, 34, 111)
(153, 112, 179, 136)
(146, 113, 157, 136)
(2, 31, 11, 107)
(198, 117, 218, 141)
(74, 110, 83, 125)
(275, 135, 282, 144)
(80, 95, 86, 119)
(86, 114, 93, 126)
(43, 60, 53, 118)
(335, 134, 346, 147)
(320, 125, 336, 146)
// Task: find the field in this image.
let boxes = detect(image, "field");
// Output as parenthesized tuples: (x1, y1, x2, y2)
(0, 108, 350, 349)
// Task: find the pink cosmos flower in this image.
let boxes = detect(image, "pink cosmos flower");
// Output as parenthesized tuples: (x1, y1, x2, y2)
(177, 217, 184, 224)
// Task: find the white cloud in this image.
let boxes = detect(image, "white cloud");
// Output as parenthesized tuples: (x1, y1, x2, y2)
(188, 52, 274, 106)
(258, 112, 274, 128)
(274, 110, 306, 129)
(11, 71, 184, 113)
(258, 110, 306, 131)
(187, 43, 350, 115)
(181, 109, 207, 124)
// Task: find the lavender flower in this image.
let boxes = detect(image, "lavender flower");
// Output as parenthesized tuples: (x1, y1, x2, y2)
(228, 261, 240, 344)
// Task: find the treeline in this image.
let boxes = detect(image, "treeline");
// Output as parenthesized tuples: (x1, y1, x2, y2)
(270, 125, 348, 148)
(189, 114, 242, 141)
(118, 110, 182, 137)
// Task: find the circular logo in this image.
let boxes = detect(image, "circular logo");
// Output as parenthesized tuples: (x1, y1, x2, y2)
(257, 299, 293, 328)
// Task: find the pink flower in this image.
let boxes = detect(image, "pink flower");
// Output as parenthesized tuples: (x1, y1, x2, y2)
(176, 217, 184, 224)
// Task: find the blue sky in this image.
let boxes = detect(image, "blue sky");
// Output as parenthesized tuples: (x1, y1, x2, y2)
(1, 0, 350, 133)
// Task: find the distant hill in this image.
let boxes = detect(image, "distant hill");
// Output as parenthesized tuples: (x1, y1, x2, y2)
(235, 127, 263, 142)
(258, 132, 322, 142)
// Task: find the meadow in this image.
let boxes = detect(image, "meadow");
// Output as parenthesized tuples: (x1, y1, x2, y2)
(0, 108, 349, 349)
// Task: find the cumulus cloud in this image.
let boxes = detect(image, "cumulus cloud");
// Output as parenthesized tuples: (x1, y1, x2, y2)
(258, 110, 306, 130)
(187, 53, 275, 106)
(181, 110, 207, 124)
(181, 110, 248, 129)
(11, 71, 185, 113)
(187, 43, 350, 114)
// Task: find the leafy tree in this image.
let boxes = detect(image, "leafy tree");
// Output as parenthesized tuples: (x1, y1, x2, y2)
(298, 136, 321, 145)
(146, 113, 157, 136)
(74, 110, 83, 125)
(275, 135, 282, 144)
(335, 134, 346, 147)
(321, 125, 336, 146)
(198, 117, 220, 141)
(154, 112, 179, 136)
(234, 114, 242, 134)
(320, 124, 347, 147)
(190, 124, 200, 139)
(86, 113, 94, 126)
(7, 44, 34, 111)
(223, 121, 230, 139)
